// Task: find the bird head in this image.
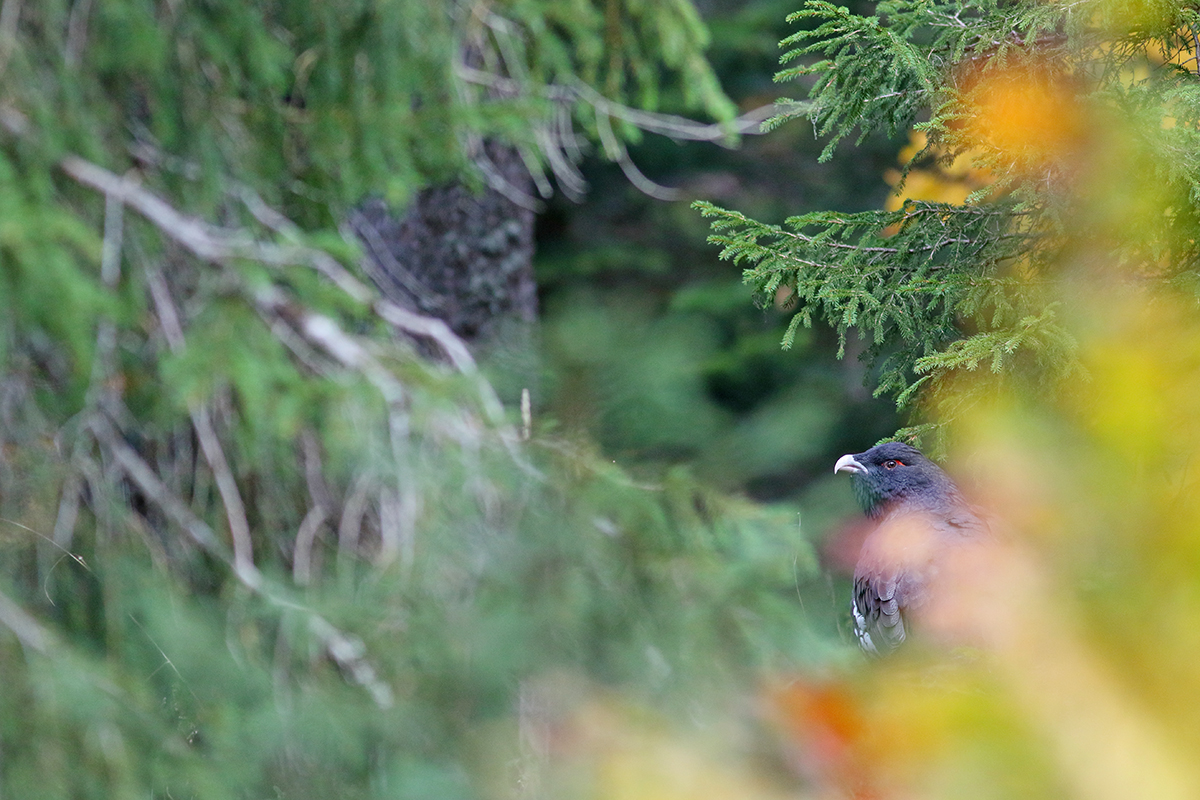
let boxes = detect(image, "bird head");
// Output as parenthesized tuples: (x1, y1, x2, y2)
(833, 442, 958, 518)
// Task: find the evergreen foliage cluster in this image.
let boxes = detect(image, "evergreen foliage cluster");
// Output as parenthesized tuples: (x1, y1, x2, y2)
(0, 2, 830, 797)
(534, 0, 902, 499)
(698, 0, 1200, 440)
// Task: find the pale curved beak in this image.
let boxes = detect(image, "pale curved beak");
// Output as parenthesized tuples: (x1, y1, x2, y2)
(833, 453, 868, 476)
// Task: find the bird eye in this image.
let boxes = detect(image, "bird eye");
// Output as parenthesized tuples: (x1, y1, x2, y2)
(883, 459, 904, 469)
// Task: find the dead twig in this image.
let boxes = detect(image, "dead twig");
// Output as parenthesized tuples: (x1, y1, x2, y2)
(90, 414, 230, 562)
(292, 505, 327, 586)
(293, 431, 332, 586)
(53, 149, 513, 435)
(90, 412, 394, 708)
(0, 587, 51, 654)
(336, 473, 372, 577)
(145, 264, 256, 576)
(455, 63, 779, 144)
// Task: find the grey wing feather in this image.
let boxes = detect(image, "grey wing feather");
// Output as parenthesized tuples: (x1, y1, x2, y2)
(852, 572, 909, 655)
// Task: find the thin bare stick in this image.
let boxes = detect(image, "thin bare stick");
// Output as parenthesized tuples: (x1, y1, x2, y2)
(300, 429, 335, 513)
(533, 123, 586, 201)
(345, 208, 442, 309)
(516, 141, 555, 199)
(337, 473, 372, 574)
(92, 413, 393, 707)
(293, 430, 333, 585)
(51, 471, 83, 547)
(191, 405, 255, 574)
(0, 587, 50, 654)
(98, 170, 126, 286)
(145, 265, 256, 575)
(383, 409, 419, 569)
(232, 182, 301, 238)
(372, 300, 522, 456)
(556, 101, 584, 166)
(57, 153, 377, 305)
(466, 132, 545, 211)
(292, 505, 327, 586)
(0, 516, 90, 573)
(0, 0, 22, 80)
(56, 179, 128, 549)
(254, 286, 406, 406)
(377, 486, 402, 567)
(455, 64, 779, 144)
(89, 414, 229, 560)
(128, 613, 200, 703)
(65, 0, 94, 68)
(262, 312, 335, 377)
(307, 615, 394, 709)
(370, 302, 476, 382)
(520, 388, 532, 441)
(595, 110, 683, 201)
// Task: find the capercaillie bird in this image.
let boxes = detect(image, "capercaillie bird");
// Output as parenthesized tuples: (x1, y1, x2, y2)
(833, 442, 987, 655)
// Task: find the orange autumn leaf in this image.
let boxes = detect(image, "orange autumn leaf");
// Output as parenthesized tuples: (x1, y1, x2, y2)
(766, 679, 886, 799)
(954, 61, 1088, 170)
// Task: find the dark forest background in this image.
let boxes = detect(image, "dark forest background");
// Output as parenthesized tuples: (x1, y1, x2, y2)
(535, 0, 898, 495)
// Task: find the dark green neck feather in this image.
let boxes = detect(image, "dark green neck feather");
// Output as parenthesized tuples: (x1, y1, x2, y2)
(852, 475, 886, 518)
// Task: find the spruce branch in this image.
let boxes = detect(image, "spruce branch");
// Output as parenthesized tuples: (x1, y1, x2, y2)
(696, 0, 1200, 423)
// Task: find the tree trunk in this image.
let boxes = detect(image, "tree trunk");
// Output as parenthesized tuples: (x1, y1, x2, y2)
(349, 141, 538, 344)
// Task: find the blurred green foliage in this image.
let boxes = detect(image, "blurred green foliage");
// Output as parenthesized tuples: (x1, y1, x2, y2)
(1, 447, 826, 798)
(0, 1, 861, 798)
